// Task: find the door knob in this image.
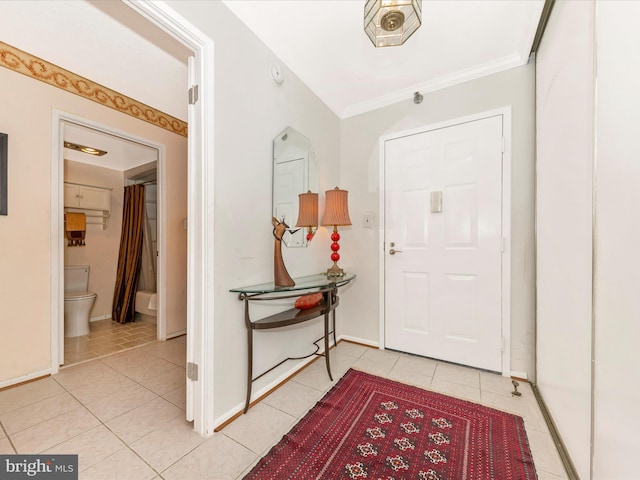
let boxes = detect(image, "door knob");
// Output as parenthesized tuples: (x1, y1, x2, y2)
(389, 248, 402, 255)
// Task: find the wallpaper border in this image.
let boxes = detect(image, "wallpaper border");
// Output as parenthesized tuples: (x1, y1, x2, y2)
(0, 41, 188, 138)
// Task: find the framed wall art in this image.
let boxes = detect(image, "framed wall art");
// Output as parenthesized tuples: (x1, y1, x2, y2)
(0, 133, 6, 215)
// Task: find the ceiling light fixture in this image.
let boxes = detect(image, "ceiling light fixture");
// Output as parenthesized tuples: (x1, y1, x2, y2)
(64, 141, 107, 156)
(364, 0, 422, 48)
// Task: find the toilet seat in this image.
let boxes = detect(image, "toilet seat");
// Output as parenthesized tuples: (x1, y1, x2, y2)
(64, 291, 96, 301)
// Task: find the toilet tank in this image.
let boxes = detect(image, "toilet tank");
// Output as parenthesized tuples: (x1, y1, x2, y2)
(64, 265, 90, 293)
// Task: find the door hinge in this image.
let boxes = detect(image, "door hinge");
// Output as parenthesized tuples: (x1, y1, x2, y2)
(187, 362, 199, 381)
(188, 85, 199, 105)
(500, 337, 505, 353)
(501, 237, 506, 253)
(501, 136, 506, 153)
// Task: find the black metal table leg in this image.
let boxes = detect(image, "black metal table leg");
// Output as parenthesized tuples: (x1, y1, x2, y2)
(332, 305, 337, 348)
(324, 310, 333, 381)
(245, 299, 253, 413)
(233, 275, 355, 414)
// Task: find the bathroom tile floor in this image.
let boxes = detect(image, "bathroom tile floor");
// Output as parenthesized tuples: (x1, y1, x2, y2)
(0, 339, 568, 479)
(63, 318, 158, 366)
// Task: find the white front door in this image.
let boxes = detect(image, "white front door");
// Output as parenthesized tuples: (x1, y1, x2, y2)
(384, 115, 504, 372)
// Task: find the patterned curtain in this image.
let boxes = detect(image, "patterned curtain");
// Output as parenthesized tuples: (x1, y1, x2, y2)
(112, 184, 145, 324)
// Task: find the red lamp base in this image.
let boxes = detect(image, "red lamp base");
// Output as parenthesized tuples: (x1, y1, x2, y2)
(326, 227, 345, 277)
(326, 262, 346, 278)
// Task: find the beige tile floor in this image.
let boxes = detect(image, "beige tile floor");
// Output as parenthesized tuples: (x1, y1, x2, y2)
(63, 318, 158, 366)
(0, 339, 568, 479)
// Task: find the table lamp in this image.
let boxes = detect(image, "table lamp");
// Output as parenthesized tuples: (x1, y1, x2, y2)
(295, 190, 318, 242)
(321, 187, 352, 278)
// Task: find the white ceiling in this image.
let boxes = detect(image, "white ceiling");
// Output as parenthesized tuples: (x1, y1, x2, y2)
(0, 0, 189, 172)
(0, 0, 190, 121)
(222, 0, 545, 118)
(1, 1, 544, 167)
(63, 122, 159, 172)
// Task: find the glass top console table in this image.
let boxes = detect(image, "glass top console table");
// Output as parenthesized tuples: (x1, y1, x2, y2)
(230, 273, 356, 413)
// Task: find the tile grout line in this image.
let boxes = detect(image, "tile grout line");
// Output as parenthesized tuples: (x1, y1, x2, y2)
(4, 343, 562, 478)
(0, 420, 18, 454)
(60, 339, 159, 369)
(61, 319, 157, 368)
(42, 346, 186, 476)
(4, 380, 97, 456)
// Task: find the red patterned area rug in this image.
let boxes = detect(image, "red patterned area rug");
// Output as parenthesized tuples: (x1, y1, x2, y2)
(244, 369, 536, 479)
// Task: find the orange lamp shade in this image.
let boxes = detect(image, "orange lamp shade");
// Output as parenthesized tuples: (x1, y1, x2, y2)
(295, 191, 319, 228)
(321, 187, 352, 226)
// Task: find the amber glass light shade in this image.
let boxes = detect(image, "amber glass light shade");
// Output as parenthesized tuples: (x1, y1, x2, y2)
(364, 0, 422, 48)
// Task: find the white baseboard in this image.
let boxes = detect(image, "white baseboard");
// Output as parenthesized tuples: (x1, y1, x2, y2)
(167, 329, 186, 339)
(510, 370, 528, 381)
(213, 333, 529, 430)
(339, 334, 379, 348)
(213, 335, 343, 429)
(90, 314, 111, 322)
(214, 336, 382, 428)
(214, 354, 319, 429)
(340, 336, 527, 381)
(0, 368, 52, 390)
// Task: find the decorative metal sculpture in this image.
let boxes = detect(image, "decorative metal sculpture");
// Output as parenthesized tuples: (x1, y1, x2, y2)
(272, 217, 295, 287)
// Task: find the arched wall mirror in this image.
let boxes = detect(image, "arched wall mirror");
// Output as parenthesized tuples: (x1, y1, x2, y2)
(273, 126, 318, 247)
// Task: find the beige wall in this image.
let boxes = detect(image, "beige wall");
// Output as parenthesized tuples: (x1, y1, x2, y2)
(0, 0, 534, 423)
(537, 2, 640, 477)
(593, 3, 640, 475)
(170, 1, 535, 421)
(64, 160, 124, 320)
(167, 1, 342, 420)
(536, 3, 594, 476)
(0, 65, 187, 385)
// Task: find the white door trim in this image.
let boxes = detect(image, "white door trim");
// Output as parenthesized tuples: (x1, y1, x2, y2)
(378, 107, 512, 376)
(122, 0, 216, 436)
(50, 111, 167, 363)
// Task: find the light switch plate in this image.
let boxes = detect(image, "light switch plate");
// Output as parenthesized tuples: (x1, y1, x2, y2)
(363, 213, 373, 228)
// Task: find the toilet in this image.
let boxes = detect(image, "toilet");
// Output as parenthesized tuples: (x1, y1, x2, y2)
(64, 265, 97, 337)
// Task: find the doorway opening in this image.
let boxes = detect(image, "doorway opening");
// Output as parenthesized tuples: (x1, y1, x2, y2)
(54, 115, 168, 368)
(52, 0, 216, 434)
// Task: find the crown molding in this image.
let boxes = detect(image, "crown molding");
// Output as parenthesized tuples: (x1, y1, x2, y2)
(340, 53, 526, 119)
(0, 41, 187, 137)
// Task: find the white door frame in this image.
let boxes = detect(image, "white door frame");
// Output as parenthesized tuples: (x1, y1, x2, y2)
(378, 107, 512, 376)
(47, 1, 216, 435)
(123, 0, 216, 436)
(50, 111, 168, 361)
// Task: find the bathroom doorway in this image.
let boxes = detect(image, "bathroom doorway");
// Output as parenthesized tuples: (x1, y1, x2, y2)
(59, 117, 169, 366)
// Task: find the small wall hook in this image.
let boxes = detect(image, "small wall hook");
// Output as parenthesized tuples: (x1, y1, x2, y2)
(413, 91, 423, 104)
(511, 380, 522, 397)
